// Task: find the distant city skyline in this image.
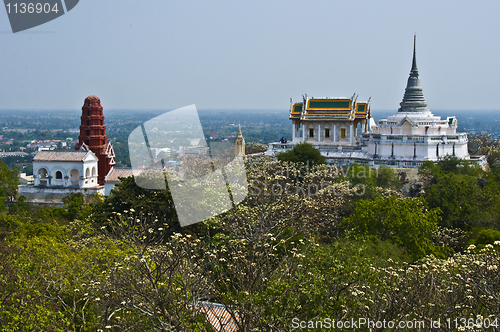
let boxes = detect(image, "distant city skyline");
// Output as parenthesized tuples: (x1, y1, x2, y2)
(1, 0, 499, 111)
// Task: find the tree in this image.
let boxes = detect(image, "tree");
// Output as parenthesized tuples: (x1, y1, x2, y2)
(419, 158, 499, 230)
(95, 211, 211, 331)
(468, 229, 500, 250)
(343, 196, 442, 259)
(245, 142, 268, 155)
(0, 240, 71, 331)
(0, 159, 19, 210)
(468, 132, 500, 165)
(423, 172, 483, 230)
(375, 166, 402, 190)
(345, 164, 402, 199)
(276, 142, 326, 166)
(91, 175, 184, 237)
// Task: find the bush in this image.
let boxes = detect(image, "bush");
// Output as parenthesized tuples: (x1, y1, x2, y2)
(277, 142, 326, 166)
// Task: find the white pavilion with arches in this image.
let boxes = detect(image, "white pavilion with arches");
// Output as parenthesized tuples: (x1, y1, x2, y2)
(19, 151, 104, 203)
(32, 151, 100, 188)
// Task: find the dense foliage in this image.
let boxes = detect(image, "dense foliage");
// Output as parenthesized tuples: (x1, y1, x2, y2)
(244, 142, 268, 155)
(0, 160, 19, 211)
(1, 156, 500, 331)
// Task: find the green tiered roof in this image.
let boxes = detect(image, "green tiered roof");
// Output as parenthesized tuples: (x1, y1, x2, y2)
(289, 95, 370, 121)
(289, 103, 302, 119)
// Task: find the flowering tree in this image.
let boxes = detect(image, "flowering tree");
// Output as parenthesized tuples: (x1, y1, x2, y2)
(95, 211, 212, 331)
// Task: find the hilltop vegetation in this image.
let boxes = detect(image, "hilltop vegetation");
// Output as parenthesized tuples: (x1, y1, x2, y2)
(1, 154, 500, 331)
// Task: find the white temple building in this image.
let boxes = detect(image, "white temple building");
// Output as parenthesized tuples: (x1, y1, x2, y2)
(267, 36, 484, 167)
(32, 151, 100, 188)
(18, 151, 105, 203)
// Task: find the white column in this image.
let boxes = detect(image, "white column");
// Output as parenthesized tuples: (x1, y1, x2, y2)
(292, 122, 296, 142)
(333, 124, 336, 143)
(350, 123, 354, 143)
(317, 123, 321, 142)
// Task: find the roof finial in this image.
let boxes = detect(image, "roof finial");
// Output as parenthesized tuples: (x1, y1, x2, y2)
(411, 34, 418, 73)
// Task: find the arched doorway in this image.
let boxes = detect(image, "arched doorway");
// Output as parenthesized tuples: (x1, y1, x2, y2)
(70, 169, 80, 187)
(38, 168, 49, 186)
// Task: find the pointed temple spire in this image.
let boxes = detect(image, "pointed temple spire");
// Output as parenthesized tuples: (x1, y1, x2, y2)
(234, 124, 245, 157)
(398, 35, 430, 113)
(411, 34, 418, 74)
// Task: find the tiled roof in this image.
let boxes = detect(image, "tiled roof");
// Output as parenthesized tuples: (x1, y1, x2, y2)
(33, 151, 89, 162)
(290, 95, 370, 122)
(104, 168, 142, 182)
(199, 302, 239, 332)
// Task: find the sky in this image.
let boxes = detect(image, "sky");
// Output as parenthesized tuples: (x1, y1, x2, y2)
(1, 0, 499, 112)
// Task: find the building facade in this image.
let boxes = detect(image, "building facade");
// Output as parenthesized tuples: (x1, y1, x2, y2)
(19, 150, 104, 203)
(289, 94, 370, 146)
(267, 37, 482, 167)
(18, 95, 114, 203)
(32, 151, 99, 188)
(360, 36, 469, 167)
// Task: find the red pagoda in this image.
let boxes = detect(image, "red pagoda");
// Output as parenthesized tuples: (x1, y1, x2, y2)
(75, 95, 115, 185)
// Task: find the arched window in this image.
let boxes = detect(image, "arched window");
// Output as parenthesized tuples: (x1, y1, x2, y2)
(55, 171, 63, 179)
(85, 168, 90, 178)
(92, 166, 96, 177)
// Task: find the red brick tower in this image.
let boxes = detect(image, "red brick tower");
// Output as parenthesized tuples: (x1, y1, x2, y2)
(75, 95, 115, 185)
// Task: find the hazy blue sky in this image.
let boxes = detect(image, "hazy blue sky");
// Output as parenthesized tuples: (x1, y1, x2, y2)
(1, 0, 499, 112)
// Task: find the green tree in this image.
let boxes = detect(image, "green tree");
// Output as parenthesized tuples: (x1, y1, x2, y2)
(343, 164, 402, 201)
(343, 196, 442, 259)
(376, 166, 402, 189)
(418, 157, 500, 231)
(91, 174, 204, 237)
(0, 159, 19, 210)
(276, 142, 326, 166)
(346, 164, 401, 189)
(423, 172, 483, 230)
(419, 156, 482, 179)
(0, 240, 71, 331)
(468, 228, 500, 250)
(62, 192, 93, 221)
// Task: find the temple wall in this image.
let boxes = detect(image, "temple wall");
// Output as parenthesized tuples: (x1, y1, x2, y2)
(18, 185, 104, 203)
(367, 140, 469, 160)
